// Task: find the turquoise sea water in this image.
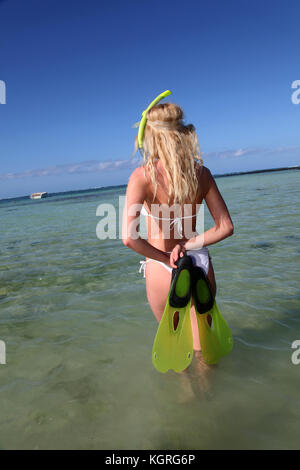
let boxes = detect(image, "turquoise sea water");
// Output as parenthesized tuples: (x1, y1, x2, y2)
(0, 169, 299, 450)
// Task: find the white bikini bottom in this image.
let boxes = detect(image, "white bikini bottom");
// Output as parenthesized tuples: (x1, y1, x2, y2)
(139, 247, 211, 278)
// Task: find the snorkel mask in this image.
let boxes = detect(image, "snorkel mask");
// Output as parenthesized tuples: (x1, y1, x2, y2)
(137, 90, 172, 157)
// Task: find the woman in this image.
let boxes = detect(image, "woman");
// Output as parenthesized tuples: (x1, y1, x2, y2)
(122, 101, 233, 352)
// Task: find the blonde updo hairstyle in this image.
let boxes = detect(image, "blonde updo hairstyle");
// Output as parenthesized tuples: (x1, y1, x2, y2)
(135, 102, 203, 205)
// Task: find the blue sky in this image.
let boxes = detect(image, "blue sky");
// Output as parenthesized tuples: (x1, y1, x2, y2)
(0, 0, 299, 199)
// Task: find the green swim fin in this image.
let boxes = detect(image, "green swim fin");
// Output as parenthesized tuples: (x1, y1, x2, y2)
(192, 266, 233, 364)
(152, 255, 194, 373)
(210, 301, 233, 356)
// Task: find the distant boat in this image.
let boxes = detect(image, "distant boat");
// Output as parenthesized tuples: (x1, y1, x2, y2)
(30, 192, 48, 200)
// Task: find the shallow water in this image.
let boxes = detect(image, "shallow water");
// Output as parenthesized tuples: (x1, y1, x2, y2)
(0, 169, 299, 449)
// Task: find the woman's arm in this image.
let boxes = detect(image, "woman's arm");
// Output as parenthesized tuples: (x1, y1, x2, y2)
(122, 167, 170, 265)
(185, 168, 234, 249)
(170, 168, 234, 266)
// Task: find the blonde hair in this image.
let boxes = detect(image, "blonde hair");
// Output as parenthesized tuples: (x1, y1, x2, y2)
(134, 102, 203, 205)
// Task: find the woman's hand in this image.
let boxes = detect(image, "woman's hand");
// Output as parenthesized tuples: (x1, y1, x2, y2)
(170, 244, 186, 268)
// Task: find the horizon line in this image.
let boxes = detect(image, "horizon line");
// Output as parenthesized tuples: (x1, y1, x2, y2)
(0, 165, 299, 203)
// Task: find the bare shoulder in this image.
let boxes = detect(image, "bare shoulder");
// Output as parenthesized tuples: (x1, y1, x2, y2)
(200, 165, 213, 180)
(128, 166, 145, 182)
(198, 165, 214, 197)
(126, 166, 148, 201)
(128, 166, 147, 188)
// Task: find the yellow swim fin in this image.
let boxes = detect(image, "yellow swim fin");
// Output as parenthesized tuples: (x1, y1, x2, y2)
(210, 300, 233, 356)
(192, 266, 233, 364)
(152, 255, 194, 373)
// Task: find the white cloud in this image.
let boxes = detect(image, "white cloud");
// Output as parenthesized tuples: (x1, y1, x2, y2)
(203, 146, 300, 160)
(204, 147, 265, 160)
(0, 145, 299, 181)
(0, 157, 140, 181)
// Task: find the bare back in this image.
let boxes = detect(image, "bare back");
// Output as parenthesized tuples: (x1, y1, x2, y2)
(141, 161, 213, 252)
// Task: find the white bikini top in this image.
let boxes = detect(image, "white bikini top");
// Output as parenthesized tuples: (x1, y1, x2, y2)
(141, 205, 197, 238)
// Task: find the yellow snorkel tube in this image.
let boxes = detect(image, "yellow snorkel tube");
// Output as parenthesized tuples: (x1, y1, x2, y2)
(137, 90, 172, 155)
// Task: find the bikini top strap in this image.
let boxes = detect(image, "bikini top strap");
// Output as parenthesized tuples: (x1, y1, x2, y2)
(141, 205, 197, 237)
(141, 204, 196, 220)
